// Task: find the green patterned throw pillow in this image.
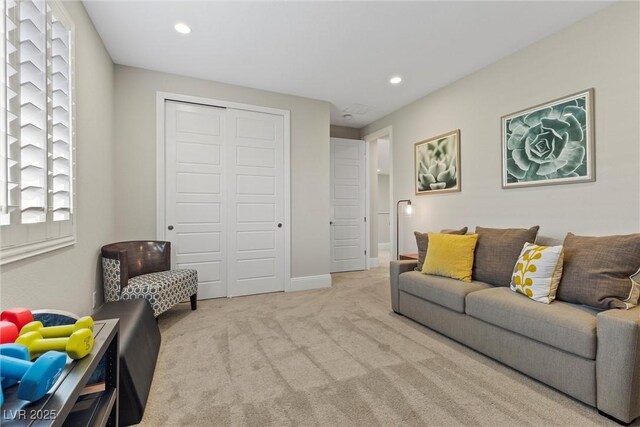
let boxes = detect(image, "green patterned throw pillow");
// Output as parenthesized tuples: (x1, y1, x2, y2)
(510, 243, 564, 304)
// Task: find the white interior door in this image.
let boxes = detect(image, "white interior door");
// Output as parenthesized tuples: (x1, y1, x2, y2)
(330, 138, 366, 272)
(165, 101, 226, 299)
(225, 109, 285, 297)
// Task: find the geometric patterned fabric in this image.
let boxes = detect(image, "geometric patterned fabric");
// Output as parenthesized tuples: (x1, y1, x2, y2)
(102, 257, 198, 317)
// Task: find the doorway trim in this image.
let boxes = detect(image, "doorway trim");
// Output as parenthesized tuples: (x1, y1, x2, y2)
(155, 91, 292, 293)
(363, 125, 394, 265)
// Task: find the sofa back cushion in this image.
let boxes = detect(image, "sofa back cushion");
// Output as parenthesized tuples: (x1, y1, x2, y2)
(414, 227, 468, 271)
(473, 226, 540, 286)
(422, 233, 478, 282)
(557, 233, 640, 309)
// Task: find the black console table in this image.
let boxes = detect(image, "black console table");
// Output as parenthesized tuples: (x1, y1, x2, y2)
(1, 319, 119, 427)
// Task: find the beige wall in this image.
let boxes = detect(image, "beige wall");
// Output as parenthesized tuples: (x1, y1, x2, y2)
(0, 1, 116, 314)
(330, 125, 360, 140)
(114, 66, 331, 279)
(362, 2, 640, 255)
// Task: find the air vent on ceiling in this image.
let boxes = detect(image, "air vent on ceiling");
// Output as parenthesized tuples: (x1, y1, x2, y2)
(343, 103, 375, 115)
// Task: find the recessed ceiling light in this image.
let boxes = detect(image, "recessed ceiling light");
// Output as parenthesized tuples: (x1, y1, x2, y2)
(343, 114, 353, 121)
(389, 76, 402, 85)
(377, 169, 381, 172)
(174, 23, 191, 34)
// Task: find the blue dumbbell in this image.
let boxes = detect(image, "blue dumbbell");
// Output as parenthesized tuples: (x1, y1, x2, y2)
(0, 351, 66, 401)
(1, 344, 30, 389)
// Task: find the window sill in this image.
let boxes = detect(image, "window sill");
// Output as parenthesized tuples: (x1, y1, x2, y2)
(0, 236, 76, 265)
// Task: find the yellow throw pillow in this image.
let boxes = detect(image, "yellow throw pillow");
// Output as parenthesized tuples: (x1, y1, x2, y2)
(422, 233, 478, 282)
(510, 242, 564, 304)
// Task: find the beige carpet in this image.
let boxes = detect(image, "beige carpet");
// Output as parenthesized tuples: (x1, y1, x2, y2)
(140, 265, 630, 426)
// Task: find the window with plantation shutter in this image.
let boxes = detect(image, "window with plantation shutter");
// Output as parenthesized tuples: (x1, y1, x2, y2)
(1, 0, 75, 264)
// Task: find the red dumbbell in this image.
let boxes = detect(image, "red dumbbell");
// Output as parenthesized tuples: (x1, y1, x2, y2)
(1, 308, 33, 332)
(0, 321, 18, 344)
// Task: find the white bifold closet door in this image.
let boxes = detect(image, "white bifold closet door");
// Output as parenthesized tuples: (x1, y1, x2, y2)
(164, 101, 285, 299)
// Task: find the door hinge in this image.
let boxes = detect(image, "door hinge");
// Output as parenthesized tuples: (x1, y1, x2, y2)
(365, 250, 367, 255)
(364, 216, 366, 222)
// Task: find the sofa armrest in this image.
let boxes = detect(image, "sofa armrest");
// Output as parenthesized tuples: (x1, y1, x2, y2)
(596, 306, 640, 423)
(390, 260, 418, 313)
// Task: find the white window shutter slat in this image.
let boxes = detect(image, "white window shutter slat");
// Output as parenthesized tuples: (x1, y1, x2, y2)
(0, 0, 8, 221)
(50, 10, 71, 221)
(5, 0, 21, 219)
(18, 0, 47, 224)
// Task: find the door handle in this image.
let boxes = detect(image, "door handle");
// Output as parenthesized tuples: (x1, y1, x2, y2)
(329, 221, 333, 225)
(277, 223, 282, 228)
(168, 225, 174, 230)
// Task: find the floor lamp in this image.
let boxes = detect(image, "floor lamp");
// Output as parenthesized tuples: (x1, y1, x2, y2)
(396, 199, 412, 260)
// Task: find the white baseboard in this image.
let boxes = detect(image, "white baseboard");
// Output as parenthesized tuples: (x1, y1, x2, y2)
(378, 242, 390, 251)
(288, 274, 332, 292)
(368, 258, 379, 268)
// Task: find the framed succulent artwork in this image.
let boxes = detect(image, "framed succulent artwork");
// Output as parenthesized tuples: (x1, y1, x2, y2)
(502, 89, 595, 188)
(415, 130, 461, 195)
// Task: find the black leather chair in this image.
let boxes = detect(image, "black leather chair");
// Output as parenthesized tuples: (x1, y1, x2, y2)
(101, 241, 198, 317)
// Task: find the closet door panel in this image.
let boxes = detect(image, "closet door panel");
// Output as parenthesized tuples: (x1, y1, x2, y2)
(226, 109, 285, 297)
(165, 101, 227, 299)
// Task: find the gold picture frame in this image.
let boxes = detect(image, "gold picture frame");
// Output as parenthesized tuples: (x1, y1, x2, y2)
(414, 129, 461, 195)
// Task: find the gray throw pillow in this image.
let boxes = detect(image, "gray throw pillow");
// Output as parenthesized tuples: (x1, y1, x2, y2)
(414, 227, 468, 272)
(473, 226, 539, 286)
(556, 233, 640, 310)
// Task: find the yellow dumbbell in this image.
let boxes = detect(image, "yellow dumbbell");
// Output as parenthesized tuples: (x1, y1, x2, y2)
(16, 328, 94, 360)
(20, 316, 94, 338)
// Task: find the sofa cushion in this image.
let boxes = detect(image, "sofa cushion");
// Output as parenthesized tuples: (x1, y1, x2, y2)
(557, 232, 640, 310)
(466, 287, 597, 359)
(414, 227, 468, 271)
(399, 271, 492, 313)
(473, 226, 539, 287)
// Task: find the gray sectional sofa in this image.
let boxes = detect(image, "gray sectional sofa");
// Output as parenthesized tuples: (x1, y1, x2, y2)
(390, 259, 640, 424)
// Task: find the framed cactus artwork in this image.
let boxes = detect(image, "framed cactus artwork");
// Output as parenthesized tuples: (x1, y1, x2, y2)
(501, 89, 595, 188)
(414, 129, 461, 195)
